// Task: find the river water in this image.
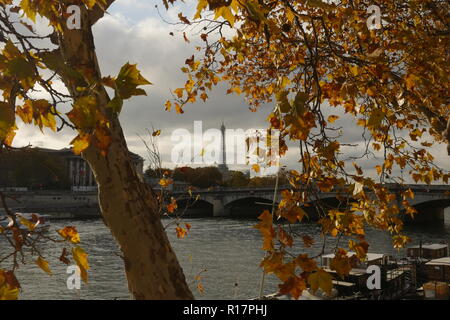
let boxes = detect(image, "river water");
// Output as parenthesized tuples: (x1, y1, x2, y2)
(1, 211, 449, 300)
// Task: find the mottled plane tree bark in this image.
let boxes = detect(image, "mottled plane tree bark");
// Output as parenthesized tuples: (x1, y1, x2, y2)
(0, 0, 193, 299)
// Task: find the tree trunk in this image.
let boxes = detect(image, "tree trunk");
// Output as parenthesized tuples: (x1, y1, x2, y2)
(55, 4, 194, 299)
(83, 119, 194, 299)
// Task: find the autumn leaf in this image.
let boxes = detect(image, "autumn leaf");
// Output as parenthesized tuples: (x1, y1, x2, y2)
(197, 282, 205, 294)
(72, 246, 89, 283)
(367, 109, 384, 128)
(36, 256, 52, 275)
(115, 63, 152, 100)
(279, 276, 307, 300)
(278, 226, 293, 247)
(17, 214, 36, 231)
(302, 235, 314, 248)
(260, 252, 283, 274)
(253, 210, 274, 251)
(166, 197, 178, 213)
(57, 226, 80, 244)
(70, 134, 90, 155)
(7, 57, 34, 79)
(194, 0, 208, 19)
(0, 270, 20, 300)
(329, 249, 352, 277)
(0, 102, 15, 142)
(178, 12, 191, 24)
(281, 206, 306, 224)
(308, 269, 333, 295)
(295, 254, 317, 272)
(176, 226, 187, 239)
(59, 248, 71, 265)
(348, 240, 369, 260)
(392, 235, 411, 249)
(327, 115, 339, 123)
(159, 178, 173, 188)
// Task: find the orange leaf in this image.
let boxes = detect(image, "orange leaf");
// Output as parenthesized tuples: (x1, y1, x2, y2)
(278, 276, 307, 299)
(295, 254, 317, 272)
(57, 226, 80, 244)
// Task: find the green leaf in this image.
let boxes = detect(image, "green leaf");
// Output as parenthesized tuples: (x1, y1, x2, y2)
(107, 96, 123, 114)
(39, 52, 84, 81)
(7, 57, 34, 79)
(115, 63, 152, 100)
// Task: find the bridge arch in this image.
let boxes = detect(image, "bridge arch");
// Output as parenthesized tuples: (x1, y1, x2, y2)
(174, 197, 214, 217)
(403, 198, 450, 224)
(224, 196, 276, 218)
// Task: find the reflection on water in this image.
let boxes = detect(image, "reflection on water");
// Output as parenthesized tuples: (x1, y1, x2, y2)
(1, 210, 449, 300)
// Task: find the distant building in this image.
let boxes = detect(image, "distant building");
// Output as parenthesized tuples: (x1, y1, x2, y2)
(218, 122, 231, 181)
(35, 147, 144, 189)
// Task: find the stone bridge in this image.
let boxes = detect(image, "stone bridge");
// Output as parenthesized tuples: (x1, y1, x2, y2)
(172, 184, 450, 224)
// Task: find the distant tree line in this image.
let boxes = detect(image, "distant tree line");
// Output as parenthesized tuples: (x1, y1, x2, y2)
(144, 166, 288, 188)
(145, 166, 223, 189)
(0, 149, 71, 189)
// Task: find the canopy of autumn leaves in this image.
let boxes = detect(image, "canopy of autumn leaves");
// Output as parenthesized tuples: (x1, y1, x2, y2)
(168, 0, 449, 298)
(0, 0, 448, 300)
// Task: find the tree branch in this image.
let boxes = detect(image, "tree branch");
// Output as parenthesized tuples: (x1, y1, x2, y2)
(88, 0, 116, 26)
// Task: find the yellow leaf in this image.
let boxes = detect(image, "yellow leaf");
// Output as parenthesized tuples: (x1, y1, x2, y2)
(286, 8, 295, 23)
(252, 164, 260, 172)
(0, 284, 19, 300)
(215, 6, 235, 27)
(174, 88, 184, 98)
(0, 102, 15, 142)
(72, 246, 89, 283)
(36, 257, 52, 275)
(194, 0, 208, 19)
(406, 73, 420, 91)
(57, 226, 80, 244)
(19, 0, 37, 22)
(18, 215, 36, 231)
(349, 65, 359, 76)
(159, 178, 173, 188)
(70, 134, 90, 155)
(308, 269, 333, 295)
(327, 115, 339, 123)
(164, 100, 172, 111)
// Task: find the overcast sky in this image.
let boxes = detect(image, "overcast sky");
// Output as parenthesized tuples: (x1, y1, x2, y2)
(11, 0, 449, 181)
